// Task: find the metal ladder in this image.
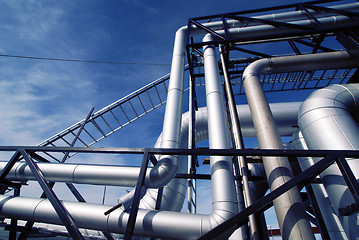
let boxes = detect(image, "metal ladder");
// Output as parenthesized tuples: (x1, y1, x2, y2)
(36, 71, 175, 162)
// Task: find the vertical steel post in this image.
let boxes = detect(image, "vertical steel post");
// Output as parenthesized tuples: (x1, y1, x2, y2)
(187, 75, 197, 213)
(220, 44, 259, 240)
(8, 187, 20, 240)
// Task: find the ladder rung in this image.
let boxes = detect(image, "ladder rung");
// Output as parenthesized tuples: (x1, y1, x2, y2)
(129, 100, 139, 118)
(60, 137, 71, 146)
(109, 109, 123, 127)
(90, 119, 107, 137)
(100, 115, 114, 132)
(154, 85, 162, 103)
(83, 128, 98, 142)
(43, 152, 60, 162)
(137, 95, 147, 113)
(120, 105, 131, 122)
(146, 91, 155, 108)
(162, 81, 168, 92)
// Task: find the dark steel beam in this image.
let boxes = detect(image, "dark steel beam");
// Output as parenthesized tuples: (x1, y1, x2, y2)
(3, 146, 359, 159)
(61, 107, 94, 163)
(294, 39, 334, 52)
(231, 46, 272, 58)
(303, 3, 359, 19)
(20, 149, 85, 240)
(198, 153, 338, 239)
(124, 151, 151, 240)
(305, 184, 331, 240)
(189, 20, 226, 40)
(336, 155, 359, 203)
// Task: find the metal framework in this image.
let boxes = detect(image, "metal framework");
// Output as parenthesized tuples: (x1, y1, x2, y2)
(0, 146, 358, 239)
(1, 0, 359, 239)
(186, 0, 359, 91)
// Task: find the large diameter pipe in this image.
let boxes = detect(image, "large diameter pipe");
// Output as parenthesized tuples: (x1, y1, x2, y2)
(144, 27, 186, 189)
(0, 161, 141, 187)
(298, 84, 359, 239)
(202, 34, 239, 235)
(291, 131, 349, 240)
(243, 51, 359, 240)
(243, 60, 314, 240)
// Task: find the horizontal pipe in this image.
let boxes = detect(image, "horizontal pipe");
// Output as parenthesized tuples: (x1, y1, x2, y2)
(0, 162, 142, 187)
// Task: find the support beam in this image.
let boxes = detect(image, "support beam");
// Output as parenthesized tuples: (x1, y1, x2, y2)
(20, 150, 85, 240)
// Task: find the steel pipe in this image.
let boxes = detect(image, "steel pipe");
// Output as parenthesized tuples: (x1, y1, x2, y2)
(243, 57, 315, 240)
(298, 83, 359, 239)
(291, 130, 349, 240)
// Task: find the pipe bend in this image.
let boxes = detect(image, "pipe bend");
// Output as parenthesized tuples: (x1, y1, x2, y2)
(298, 84, 359, 132)
(242, 58, 271, 80)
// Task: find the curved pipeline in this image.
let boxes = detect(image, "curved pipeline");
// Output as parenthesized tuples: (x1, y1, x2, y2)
(1, 3, 359, 239)
(290, 130, 349, 240)
(142, 0, 359, 191)
(298, 84, 359, 239)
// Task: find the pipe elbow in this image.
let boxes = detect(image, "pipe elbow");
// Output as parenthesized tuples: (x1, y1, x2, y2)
(242, 58, 271, 81)
(145, 155, 179, 188)
(298, 84, 359, 130)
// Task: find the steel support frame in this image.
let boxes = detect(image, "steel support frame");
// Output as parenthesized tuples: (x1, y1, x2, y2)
(19, 149, 85, 240)
(304, 183, 331, 240)
(0, 146, 358, 239)
(198, 152, 359, 239)
(185, 0, 359, 85)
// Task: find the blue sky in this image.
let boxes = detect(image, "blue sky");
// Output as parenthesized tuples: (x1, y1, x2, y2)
(0, 0, 354, 235)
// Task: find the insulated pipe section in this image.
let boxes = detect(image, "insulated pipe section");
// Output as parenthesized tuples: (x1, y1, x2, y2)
(144, 27, 186, 189)
(139, 102, 296, 212)
(298, 84, 359, 239)
(243, 51, 359, 240)
(291, 131, 349, 240)
(202, 34, 238, 232)
(243, 57, 315, 240)
(137, 1, 359, 206)
(0, 162, 141, 187)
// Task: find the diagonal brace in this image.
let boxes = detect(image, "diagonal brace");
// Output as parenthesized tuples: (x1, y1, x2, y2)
(20, 149, 85, 240)
(198, 153, 338, 239)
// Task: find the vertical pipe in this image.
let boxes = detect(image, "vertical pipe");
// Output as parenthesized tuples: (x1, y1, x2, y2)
(202, 34, 240, 235)
(242, 60, 315, 240)
(219, 44, 259, 240)
(144, 27, 186, 189)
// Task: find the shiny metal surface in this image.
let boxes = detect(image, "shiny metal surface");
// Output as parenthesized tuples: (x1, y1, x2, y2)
(298, 84, 359, 239)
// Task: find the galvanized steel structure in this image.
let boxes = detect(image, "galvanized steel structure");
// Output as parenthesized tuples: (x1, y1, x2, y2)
(1, 0, 359, 239)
